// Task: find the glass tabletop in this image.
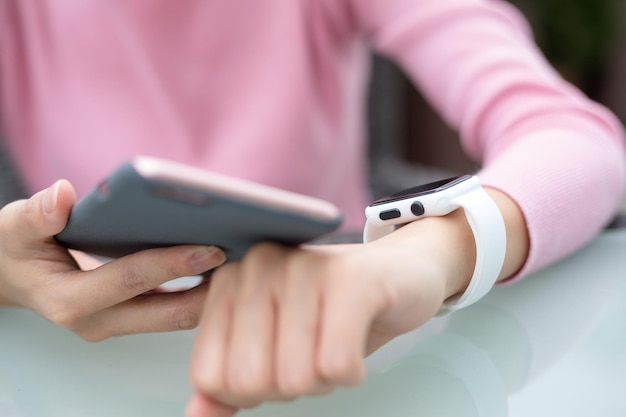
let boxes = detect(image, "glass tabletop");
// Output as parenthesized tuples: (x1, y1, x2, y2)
(1, 228, 625, 417)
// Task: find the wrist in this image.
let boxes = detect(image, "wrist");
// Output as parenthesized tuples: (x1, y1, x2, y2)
(483, 187, 529, 281)
(401, 210, 477, 302)
(372, 211, 477, 303)
(439, 209, 479, 301)
(363, 177, 529, 313)
(407, 188, 529, 302)
(364, 176, 506, 312)
(360, 213, 474, 344)
(418, 187, 529, 302)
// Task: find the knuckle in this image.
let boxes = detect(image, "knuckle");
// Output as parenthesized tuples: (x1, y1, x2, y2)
(190, 369, 222, 396)
(244, 242, 283, 268)
(317, 358, 346, 382)
(118, 263, 154, 294)
(277, 369, 317, 397)
(234, 243, 286, 301)
(317, 355, 364, 387)
(169, 302, 201, 330)
(41, 302, 111, 342)
(41, 301, 86, 330)
(168, 247, 203, 278)
(228, 366, 270, 397)
(232, 274, 262, 305)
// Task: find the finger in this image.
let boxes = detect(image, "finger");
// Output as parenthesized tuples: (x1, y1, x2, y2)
(275, 252, 325, 396)
(63, 245, 225, 316)
(186, 392, 238, 417)
(0, 180, 77, 250)
(224, 244, 281, 400)
(190, 264, 237, 402)
(70, 280, 211, 341)
(316, 266, 377, 387)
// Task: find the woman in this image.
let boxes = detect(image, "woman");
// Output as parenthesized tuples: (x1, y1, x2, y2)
(0, 1, 624, 416)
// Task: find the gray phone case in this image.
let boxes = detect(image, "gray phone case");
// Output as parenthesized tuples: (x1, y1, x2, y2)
(55, 162, 342, 260)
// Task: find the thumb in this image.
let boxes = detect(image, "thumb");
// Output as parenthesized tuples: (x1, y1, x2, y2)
(186, 393, 239, 417)
(1, 179, 77, 244)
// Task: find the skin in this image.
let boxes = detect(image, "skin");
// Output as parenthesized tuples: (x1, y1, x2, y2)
(0, 180, 227, 340)
(0, 180, 528, 415)
(185, 187, 529, 416)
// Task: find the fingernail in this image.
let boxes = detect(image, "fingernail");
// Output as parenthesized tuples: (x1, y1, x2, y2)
(190, 246, 226, 271)
(43, 181, 60, 214)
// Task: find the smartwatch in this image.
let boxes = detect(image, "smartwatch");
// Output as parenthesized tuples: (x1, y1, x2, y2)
(363, 175, 506, 314)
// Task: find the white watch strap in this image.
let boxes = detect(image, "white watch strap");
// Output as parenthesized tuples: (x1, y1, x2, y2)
(363, 221, 395, 243)
(438, 186, 506, 314)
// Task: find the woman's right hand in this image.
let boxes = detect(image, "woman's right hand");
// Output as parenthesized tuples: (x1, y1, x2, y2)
(0, 180, 226, 341)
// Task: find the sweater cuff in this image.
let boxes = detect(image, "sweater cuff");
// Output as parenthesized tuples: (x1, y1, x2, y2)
(477, 129, 626, 283)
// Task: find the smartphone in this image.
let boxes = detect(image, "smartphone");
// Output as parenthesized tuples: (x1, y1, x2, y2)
(55, 157, 343, 260)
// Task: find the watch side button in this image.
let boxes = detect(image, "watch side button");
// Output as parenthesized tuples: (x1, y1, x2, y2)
(411, 201, 425, 216)
(379, 209, 401, 221)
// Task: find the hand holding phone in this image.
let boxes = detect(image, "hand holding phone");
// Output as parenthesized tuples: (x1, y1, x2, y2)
(55, 157, 342, 260)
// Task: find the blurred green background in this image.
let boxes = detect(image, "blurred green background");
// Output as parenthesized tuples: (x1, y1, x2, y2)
(507, 0, 624, 96)
(368, 0, 626, 168)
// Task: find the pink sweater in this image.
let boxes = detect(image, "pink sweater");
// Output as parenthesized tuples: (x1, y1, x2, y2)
(1, 0, 625, 278)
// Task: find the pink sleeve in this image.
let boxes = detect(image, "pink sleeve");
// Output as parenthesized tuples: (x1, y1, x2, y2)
(350, 0, 626, 278)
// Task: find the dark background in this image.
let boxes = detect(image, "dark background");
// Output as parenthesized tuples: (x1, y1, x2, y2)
(367, 0, 626, 181)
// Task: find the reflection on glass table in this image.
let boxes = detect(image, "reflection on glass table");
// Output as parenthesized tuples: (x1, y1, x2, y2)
(1, 229, 625, 417)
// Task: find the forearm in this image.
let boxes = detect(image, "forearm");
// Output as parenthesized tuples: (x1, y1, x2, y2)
(479, 131, 626, 278)
(364, 0, 625, 276)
